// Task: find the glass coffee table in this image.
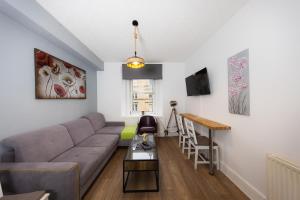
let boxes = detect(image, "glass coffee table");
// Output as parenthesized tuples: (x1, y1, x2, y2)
(123, 134, 159, 193)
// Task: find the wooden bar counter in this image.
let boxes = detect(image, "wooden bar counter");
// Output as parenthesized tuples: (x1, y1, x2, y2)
(180, 113, 231, 175)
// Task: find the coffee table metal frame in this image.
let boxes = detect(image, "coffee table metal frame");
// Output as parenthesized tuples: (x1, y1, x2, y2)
(123, 135, 159, 193)
(123, 159, 159, 192)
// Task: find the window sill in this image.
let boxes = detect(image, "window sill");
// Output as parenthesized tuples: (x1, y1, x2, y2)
(122, 114, 163, 118)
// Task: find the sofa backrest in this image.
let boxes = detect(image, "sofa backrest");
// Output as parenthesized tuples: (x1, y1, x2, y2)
(82, 112, 106, 131)
(62, 118, 94, 145)
(1, 125, 74, 162)
(0, 144, 14, 162)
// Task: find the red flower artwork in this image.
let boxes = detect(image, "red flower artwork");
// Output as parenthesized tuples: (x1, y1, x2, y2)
(36, 60, 47, 67)
(79, 85, 85, 94)
(36, 51, 46, 60)
(35, 49, 86, 99)
(74, 70, 81, 78)
(64, 62, 73, 69)
(54, 84, 67, 97)
(35, 51, 48, 68)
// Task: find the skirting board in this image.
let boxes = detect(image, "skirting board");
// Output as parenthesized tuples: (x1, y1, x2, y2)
(220, 162, 266, 200)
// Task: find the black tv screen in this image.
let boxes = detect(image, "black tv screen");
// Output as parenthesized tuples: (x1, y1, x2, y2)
(185, 67, 211, 96)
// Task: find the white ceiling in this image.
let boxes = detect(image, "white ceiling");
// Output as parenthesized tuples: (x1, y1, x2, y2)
(36, 0, 247, 63)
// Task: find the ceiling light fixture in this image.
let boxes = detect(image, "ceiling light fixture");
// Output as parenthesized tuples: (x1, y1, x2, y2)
(126, 20, 145, 69)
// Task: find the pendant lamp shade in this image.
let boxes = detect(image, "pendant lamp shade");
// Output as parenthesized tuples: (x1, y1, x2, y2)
(127, 56, 145, 69)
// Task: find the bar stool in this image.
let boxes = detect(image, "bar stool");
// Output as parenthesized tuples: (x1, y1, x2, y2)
(184, 118, 220, 170)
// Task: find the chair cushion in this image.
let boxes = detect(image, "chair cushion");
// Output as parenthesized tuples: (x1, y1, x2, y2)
(2, 125, 74, 162)
(139, 126, 156, 133)
(82, 112, 106, 131)
(77, 134, 119, 148)
(96, 126, 124, 135)
(62, 119, 95, 145)
(51, 147, 107, 186)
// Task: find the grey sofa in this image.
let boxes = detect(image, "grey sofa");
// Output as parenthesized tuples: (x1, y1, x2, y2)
(0, 112, 124, 200)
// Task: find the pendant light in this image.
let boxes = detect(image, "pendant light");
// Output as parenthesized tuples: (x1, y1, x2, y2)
(126, 20, 145, 69)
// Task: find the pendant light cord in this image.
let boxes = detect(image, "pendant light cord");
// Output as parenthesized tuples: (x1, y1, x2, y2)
(134, 26, 137, 57)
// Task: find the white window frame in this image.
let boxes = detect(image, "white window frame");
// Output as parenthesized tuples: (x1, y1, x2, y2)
(123, 79, 160, 117)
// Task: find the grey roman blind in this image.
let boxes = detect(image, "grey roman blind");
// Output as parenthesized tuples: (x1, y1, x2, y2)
(122, 64, 163, 80)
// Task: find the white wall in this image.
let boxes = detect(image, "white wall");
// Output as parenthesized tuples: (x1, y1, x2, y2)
(0, 0, 104, 70)
(0, 11, 98, 139)
(185, 0, 300, 199)
(97, 62, 186, 135)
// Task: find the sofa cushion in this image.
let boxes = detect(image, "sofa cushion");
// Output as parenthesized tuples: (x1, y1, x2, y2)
(120, 126, 137, 141)
(96, 126, 124, 135)
(51, 147, 107, 186)
(82, 113, 106, 131)
(62, 119, 95, 145)
(2, 125, 73, 162)
(1, 191, 46, 200)
(77, 134, 119, 148)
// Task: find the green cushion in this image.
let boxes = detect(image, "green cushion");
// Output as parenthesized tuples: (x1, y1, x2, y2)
(121, 126, 137, 140)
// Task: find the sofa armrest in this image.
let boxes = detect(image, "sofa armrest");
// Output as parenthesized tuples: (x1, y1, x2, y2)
(105, 121, 125, 126)
(0, 162, 80, 200)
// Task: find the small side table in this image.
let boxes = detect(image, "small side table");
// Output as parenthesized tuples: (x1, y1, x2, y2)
(0, 191, 49, 200)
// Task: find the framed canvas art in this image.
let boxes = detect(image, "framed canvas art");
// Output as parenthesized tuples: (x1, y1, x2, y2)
(34, 48, 86, 99)
(228, 49, 250, 115)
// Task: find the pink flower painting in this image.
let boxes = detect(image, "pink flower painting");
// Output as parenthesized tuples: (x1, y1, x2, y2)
(35, 48, 86, 99)
(228, 49, 250, 115)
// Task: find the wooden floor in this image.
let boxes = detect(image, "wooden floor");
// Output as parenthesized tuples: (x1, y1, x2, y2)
(84, 137, 249, 200)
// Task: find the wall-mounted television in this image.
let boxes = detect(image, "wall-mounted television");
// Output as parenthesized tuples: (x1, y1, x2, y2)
(185, 67, 211, 96)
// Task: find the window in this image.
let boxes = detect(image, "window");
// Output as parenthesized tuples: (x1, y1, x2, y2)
(123, 79, 160, 117)
(130, 79, 155, 115)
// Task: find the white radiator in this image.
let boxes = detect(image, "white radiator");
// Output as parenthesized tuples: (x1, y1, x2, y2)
(267, 154, 300, 200)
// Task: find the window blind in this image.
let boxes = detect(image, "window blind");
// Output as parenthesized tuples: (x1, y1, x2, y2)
(122, 64, 162, 80)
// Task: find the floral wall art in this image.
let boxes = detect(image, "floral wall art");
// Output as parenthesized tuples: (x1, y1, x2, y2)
(228, 49, 250, 115)
(35, 49, 86, 99)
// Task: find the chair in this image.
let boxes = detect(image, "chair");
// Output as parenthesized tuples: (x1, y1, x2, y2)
(176, 115, 190, 154)
(184, 118, 220, 170)
(137, 115, 157, 134)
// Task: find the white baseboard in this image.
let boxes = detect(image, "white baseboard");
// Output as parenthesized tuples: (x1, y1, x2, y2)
(220, 162, 266, 200)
